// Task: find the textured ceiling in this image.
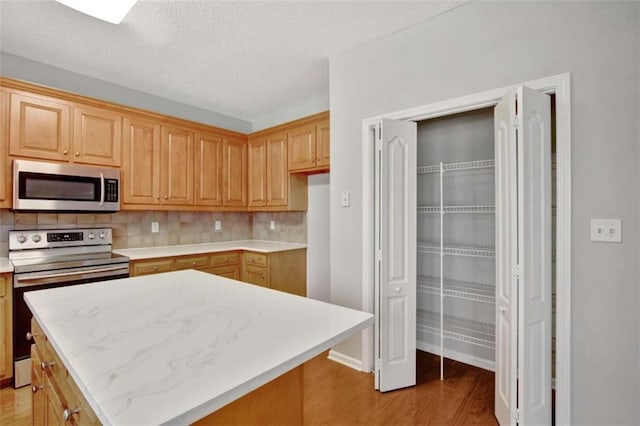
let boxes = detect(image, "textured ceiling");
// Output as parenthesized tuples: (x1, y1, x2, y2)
(0, 0, 464, 125)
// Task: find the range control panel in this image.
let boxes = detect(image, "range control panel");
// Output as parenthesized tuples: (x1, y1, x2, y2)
(9, 228, 112, 250)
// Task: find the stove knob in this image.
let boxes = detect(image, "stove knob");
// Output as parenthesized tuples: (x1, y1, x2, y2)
(99, 232, 106, 239)
(87, 233, 96, 240)
(32, 234, 42, 243)
(16, 235, 27, 244)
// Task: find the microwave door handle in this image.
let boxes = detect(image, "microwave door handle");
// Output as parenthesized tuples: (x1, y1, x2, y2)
(99, 172, 105, 207)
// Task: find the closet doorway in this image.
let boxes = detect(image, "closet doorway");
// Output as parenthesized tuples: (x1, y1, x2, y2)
(361, 74, 571, 425)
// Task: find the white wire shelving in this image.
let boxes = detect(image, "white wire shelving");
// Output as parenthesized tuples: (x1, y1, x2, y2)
(417, 205, 495, 214)
(417, 309, 495, 349)
(417, 275, 495, 304)
(417, 159, 494, 174)
(417, 241, 495, 258)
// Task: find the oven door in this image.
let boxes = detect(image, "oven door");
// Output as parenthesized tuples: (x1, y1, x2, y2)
(12, 264, 129, 387)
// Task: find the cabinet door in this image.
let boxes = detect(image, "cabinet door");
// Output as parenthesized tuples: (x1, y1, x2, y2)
(162, 126, 194, 206)
(72, 105, 122, 167)
(243, 265, 268, 287)
(315, 120, 330, 168)
(9, 92, 71, 161)
(0, 90, 8, 205)
(248, 138, 267, 207)
(195, 132, 224, 206)
(31, 346, 45, 426)
(131, 259, 173, 276)
(122, 117, 161, 205)
(0, 274, 10, 380)
(222, 138, 247, 207)
(210, 265, 241, 280)
(287, 125, 316, 171)
(44, 374, 65, 426)
(266, 133, 288, 206)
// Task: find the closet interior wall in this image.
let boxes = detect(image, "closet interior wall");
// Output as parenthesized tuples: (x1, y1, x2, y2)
(416, 107, 497, 373)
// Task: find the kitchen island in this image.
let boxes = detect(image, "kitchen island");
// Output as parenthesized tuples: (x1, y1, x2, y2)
(25, 270, 373, 425)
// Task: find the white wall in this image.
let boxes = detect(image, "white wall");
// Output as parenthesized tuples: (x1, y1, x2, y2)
(306, 173, 330, 302)
(0, 52, 252, 133)
(329, 2, 639, 424)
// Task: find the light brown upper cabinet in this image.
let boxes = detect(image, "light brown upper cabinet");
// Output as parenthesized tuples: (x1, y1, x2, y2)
(122, 117, 161, 205)
(195, 132, 224, 207)
(222, 138, 247, 207)
(162, 125, 195, 206)
(0, 90, 9, 207)
(8, 90, 123, 167)
(9, 91, 71, 162)
(287, 119, 330, 173)
(248, 138, 267, 207)
(266, 133, 288, 206)
(73, 105, 122, 167)
(248, 133, 306, 211)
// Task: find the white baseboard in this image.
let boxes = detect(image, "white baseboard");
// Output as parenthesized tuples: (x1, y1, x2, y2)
(327, 349, 365, 372)
(417, 341, 495, 372)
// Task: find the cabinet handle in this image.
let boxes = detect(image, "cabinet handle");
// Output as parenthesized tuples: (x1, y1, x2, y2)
(224, 258, 228, 262)
(26, 332, 38, 341)
(156, 196, 160, 200)
(63, 407, 81, 422)
(32, 384, 44, 393)
(63, 149, 68, 155)
(192, 262, 196, 266)
(75, 151, 80, 156)
(41, 360, 56, 370)
(153, 266, 158, 271)
(164, 196, 168, 200)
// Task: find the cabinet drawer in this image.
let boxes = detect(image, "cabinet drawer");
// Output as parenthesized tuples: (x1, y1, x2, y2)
(0, 273, 7, 297)
(244, 252, 268, 268)
(174, 255, 210, 271)
(132, 259, 173, 276)
(211, 251, 240, 267)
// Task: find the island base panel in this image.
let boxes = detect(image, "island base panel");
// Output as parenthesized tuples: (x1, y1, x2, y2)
(194, 365, 303, 426)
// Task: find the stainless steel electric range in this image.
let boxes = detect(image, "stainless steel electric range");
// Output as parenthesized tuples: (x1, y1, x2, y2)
(9, 228, 129, 388)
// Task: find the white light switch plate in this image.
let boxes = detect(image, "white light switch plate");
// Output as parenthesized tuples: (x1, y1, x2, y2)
(151, 222, 159, 233)
(214, 220, 222, 231)
(269, 220, 276, 230)
(590, 218, 622, 243)
(341, 192, 351, 207)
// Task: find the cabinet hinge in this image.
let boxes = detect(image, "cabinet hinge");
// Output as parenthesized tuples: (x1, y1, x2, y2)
(514, 264, 521, 280)
(377, 250, 382, 262)
(513, 409, 520, 423)
(513, 114, 519, 129)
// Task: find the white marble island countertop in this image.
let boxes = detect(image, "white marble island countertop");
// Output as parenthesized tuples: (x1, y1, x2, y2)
(113, 239, 307, 260)
(25, 270, 372, 425)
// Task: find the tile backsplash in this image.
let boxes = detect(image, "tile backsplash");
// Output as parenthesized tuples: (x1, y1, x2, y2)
(0, 210, 307, 257)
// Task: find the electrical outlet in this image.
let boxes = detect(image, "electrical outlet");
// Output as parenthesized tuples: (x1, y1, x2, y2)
(269, 220, 276, 230)
(214, 220, 222, 231)
(151, 222, 159, 233)
(590, 218, 622, 243)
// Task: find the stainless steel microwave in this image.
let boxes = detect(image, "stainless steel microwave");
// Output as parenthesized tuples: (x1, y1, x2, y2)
(13, 160, 120, 212)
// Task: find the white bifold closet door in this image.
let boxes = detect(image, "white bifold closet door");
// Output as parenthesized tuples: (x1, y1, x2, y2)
(374, 118, 417, 392)
(494, 86, 552, 426)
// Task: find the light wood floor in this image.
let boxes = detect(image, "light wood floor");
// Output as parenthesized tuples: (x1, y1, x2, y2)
(0, 351, 497, 425)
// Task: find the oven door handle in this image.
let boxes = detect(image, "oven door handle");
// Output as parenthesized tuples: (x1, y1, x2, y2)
(15, 266, 128, 288)
(99, 172, 105, 207)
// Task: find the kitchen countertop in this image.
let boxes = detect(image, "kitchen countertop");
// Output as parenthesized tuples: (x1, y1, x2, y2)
(0, 258, 13, 273)
(25, 270, 373, 425)
(113, 240, 307, 260)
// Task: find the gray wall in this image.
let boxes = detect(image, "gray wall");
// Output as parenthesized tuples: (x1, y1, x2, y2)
(306, 173, 331, 302)
(329, 1, 639, 424)
(0, 52, 252, 133)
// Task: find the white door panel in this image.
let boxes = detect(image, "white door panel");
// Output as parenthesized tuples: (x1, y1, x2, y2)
(375, 118, 417, 392)
(494, 90, 518, 426)
(517, 86, 552, 425)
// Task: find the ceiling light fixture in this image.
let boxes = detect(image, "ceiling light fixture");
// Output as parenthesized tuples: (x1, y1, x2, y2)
(55, 0, 138, 25)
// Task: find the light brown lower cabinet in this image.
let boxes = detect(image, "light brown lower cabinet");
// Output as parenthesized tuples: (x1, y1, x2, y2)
(0, 273, 12, 388)
(129, 249, 306, 297)
(31, 319, 99, 425)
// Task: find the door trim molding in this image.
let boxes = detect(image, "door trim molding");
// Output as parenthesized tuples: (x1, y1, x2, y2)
(360, 73, 571, 425)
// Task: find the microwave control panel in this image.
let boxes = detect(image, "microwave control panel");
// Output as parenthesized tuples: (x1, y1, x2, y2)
(105, 179, 119, 202)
